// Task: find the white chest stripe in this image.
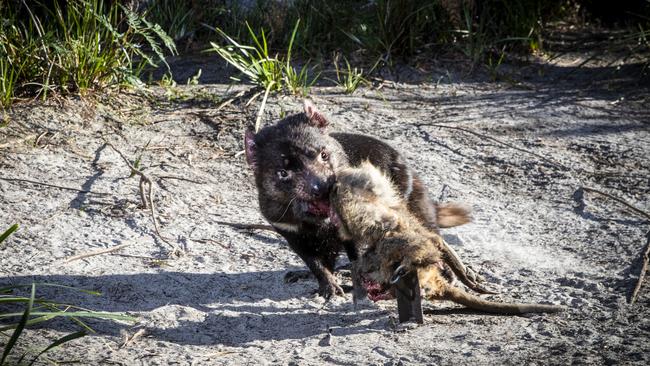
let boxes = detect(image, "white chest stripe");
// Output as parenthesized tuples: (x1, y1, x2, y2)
(271, 222, 300, 233)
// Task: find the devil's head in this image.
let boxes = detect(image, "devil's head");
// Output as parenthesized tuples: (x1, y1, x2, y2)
(245, 101, 349, 225)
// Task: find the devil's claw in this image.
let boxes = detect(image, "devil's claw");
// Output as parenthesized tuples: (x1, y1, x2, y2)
(318, 281, 344, 299)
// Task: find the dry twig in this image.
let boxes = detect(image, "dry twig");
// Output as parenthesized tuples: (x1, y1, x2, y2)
(581, 186, 650, 221)
(216, 88, 254, 111)
(158, 175, 206, 185)
(34, 131, 47, 146)
(0, 177, 111, 196)
(216, 221, 277, 233)
(121, 329, 146, 349)
(63, 243, 131, 264)
(418, 123, 571, 170)
(112, 253, 164, 261)
(105, 140, 183, 257)
(630, 231, 650, 304)
(254, 82, 274, 132)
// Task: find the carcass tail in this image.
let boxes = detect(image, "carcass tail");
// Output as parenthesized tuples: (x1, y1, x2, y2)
(444, 286, 565, 314)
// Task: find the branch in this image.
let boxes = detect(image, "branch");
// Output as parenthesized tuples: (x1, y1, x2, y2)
(581, 186, 650, 222)
(63, 243, 131, 264)
(158, 175, 206, 185)
(630, 231, 650, 304)
(0, 177, 111, 196)
(417, 123, 571, 171)
(105, 140, 183, 257)
(215, 221, 277, 233)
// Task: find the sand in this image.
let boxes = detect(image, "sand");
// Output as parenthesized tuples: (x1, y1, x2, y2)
(1, 57, 649, 365)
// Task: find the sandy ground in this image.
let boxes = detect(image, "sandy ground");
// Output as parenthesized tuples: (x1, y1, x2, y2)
(1, 57, 649, 365)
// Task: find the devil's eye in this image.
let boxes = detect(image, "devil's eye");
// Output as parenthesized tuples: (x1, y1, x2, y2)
(277, 169, 289, 179)
(320, 151, 329, 161)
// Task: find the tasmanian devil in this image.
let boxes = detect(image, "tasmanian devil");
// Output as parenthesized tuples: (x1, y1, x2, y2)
(244, 100, 473, 299)
(330, 162, 565, 314)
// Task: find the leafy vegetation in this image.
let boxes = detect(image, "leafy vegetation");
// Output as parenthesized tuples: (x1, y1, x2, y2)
(209, 19, 320, 95)
(0, 0, 176, 108)
(332, 55, 370, 94)
(1, 0, 648, 108)
(199, 0, 649, 82)
(143, 0, 195, 42)
(209, 23, 284, 92)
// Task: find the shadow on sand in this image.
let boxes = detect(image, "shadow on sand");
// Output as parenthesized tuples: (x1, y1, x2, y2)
(0, 270, 396, 346)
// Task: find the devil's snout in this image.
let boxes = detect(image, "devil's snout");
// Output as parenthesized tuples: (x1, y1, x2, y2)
(309, 179, 327, 198)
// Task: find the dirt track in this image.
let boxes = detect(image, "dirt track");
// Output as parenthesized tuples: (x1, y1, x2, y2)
(1, 57, 649, 365)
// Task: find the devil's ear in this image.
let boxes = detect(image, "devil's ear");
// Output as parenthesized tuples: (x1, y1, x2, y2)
(244, 129, 257, 169)
(303, 99, 329, 130)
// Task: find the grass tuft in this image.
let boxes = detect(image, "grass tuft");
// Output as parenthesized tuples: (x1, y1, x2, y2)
(333, 54, 369, 94)
(209, 22, 283, 91)
(209, 19, 320, 96)
(0, 0, 176, 108)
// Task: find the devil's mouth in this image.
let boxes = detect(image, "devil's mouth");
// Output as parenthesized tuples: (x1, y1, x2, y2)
(328, 203, 342, 227)
(306, 199, 331, 217)
(362, 276, 394, 302)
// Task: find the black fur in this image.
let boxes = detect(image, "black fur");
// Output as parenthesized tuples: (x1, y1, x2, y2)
(246, 107, 441, 298)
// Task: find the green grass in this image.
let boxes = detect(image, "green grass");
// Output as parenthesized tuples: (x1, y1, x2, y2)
(332, 55, 369, 94)
(144, 0, 195, 42)
(209, 22, 284, 91)
(2, 1, 647, 109)
(0, 225, 135, 365)
(0, 0, 176, 108)
(283, 20, 320, 96)
(202, 0, 600, 78)
(209, 19, 320, 96)
(0, 224, 18, 245)
(209, 1, 649, 71)
(283, 62, 319, 96)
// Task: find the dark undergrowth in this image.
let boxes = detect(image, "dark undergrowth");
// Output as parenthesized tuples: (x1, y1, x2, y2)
(1, 0, 648, 108)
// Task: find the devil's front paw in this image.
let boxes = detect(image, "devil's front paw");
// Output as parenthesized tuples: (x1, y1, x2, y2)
(318, 280, 344, 300)
(284, 270, 313, 283)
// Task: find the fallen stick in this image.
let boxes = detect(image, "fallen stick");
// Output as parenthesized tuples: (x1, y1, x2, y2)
(63, 243, 131, 264)
(578, 187, 650, 303)
(581, 186, 650, 222)
(419, 123, 644, 179)
(216, 90, 246, 111)
(418, 123, 571, 171)
(105, 140, 183, 257)
(630, 231, 650, 304)
(0, 177, 111, 196)
(158, 175, 206, 185)
(121, 329, 146, 349)
(34, 131, 47, 146)
(254, 81, 274, 132)
(112, 253, 164, 261)
(216, 221, 276, 233)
